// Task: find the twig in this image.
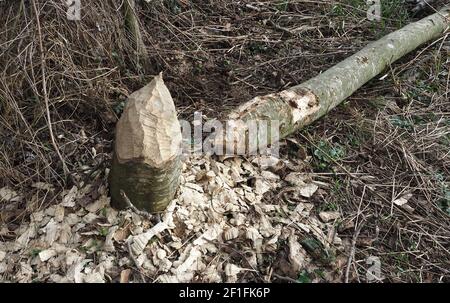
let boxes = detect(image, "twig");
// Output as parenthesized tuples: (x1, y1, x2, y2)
(120, 189, 154, 221)
(272, 273, 299, 283)
(127, 240, 147, 282)
(31, 0, 70, 179)
(268, 20, 295, 36)
(245, 4, 261, 12)
(128, 203, 175, 255)
(344, 221, 365, 283)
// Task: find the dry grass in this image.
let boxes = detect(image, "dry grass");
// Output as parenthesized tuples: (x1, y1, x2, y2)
(0, 0, 448, 282)
(287, 32, 450, 282)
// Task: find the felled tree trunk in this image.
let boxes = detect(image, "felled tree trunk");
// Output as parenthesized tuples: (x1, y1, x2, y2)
(109, 73, 182, 213)
(218, 7, 450, 154)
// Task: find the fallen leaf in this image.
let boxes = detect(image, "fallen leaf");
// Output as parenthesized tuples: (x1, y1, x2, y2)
(393, 193, 413, 206)
(14, 226, 37, 251)
(113, 227, 130, 242)
(83, 271, 105, 283)
(288, 234, 307, 272)
(54, 205, 65, 223)
(0, 187, 21, 203)
(83, 213, 99, 224)
(184, 182, 204, 193)
(61, 186, 78, 207)
(103, 226, 118, 252)
(252, 156, 281, 170)
(319, 211, 340, 223)
(284, 173, 318, 197)
(42, 219, 59, 246)
(85, 195, 109, 213)
(298, 183, 319, 198)
(285, 172, 308, 186)
(173, 246, 201, 275)
(39, 249, 57, 262)
(0, 262, 7, 274)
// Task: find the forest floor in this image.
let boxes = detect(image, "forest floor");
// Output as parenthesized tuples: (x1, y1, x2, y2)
(0, 0, 449, 282)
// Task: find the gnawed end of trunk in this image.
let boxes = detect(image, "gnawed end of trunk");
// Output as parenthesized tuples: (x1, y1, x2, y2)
(109, 74, 182, 213)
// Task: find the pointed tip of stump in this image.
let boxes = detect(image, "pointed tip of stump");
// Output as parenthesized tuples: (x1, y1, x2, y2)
(156, 71, 164, 82)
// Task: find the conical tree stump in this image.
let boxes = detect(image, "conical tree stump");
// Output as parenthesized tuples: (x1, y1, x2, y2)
(109, 73, 182, 213)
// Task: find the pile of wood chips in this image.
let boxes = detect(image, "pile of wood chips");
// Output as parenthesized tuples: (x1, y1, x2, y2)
(0, 155, 347, 283)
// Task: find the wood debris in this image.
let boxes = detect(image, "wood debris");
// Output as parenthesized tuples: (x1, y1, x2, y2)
(0, 154, 346, 282)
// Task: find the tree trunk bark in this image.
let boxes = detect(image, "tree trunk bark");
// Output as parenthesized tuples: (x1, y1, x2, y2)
(217, 7, 450, 154)
(109, 73, 182, 213)
(124, 0, 147, 63)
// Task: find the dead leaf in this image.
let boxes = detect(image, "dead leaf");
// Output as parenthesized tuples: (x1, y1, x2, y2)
(42, 219, 59, 246)
(39, 249, 57, 262)
(252, 156, 282, 170)
(298, 183, 319, 198)
(83, 213, 99, 224)
(0, 187, 21, 203)
(113, 226, 130, 242)
(61, 186, 78, 207)
(104, 226, 118, 252)
(83, 271, 105, 283)
(85, 195, 108, 213)
(393, 193, 413, 206)
(14, 226, 37, 251)
(319, 211, 340, 223)
(284, 173, 318, 198)
(54, 205, 65, 223)
(193, 224, 223, 246)
(288, 234, 307, 272)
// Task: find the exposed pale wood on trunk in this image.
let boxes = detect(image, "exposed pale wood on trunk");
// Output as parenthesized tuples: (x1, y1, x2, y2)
(217, 8, 450, 154)
(109, 73, 182, 213)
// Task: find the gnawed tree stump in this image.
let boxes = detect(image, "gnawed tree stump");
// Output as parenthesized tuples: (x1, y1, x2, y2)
(109, 73, 182, 213)
(216, 7, 450, 154)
